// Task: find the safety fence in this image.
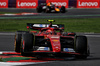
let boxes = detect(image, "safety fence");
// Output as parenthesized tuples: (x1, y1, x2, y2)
(0, 0, 100, 8)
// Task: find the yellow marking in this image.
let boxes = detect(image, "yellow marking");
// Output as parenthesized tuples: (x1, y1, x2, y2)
(53, 40, 58, 42)
(44, 35, 47, 39)
(56, 49, 58, 50)
(55, 8, 60, 12)
(47, 20, 55, 22)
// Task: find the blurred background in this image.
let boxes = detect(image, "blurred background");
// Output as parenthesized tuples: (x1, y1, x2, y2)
(1, 0, 99, 8)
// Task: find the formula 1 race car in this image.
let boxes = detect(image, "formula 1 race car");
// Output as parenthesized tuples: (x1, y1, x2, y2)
(14, 20, 90, 59)
(36, 3, 66, 13)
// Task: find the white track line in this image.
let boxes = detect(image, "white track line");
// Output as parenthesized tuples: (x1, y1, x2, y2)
(0, 62, 49, 66)
(0, 13, 39, 16)
(0, 52, 3, 54)
(0, 51, 50, 65)
(85, 35, 100, 37)
(0, 33, 15, 35)
(0, 51, 19, 55)
(0, 51, 15, 54)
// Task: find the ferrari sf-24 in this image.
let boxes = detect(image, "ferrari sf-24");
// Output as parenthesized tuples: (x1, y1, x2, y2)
(14, 20, 90, 59)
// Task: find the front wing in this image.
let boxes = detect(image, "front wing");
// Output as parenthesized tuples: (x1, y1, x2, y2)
(23, 51, 80, 57)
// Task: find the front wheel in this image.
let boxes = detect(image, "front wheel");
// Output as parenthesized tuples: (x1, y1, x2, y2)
(21, 33, 34, 56)
(75, 36, 90, 59)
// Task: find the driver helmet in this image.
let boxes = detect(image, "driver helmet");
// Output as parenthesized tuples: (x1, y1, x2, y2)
(47, 1, 52, 6)
(46, 29, 52, 34)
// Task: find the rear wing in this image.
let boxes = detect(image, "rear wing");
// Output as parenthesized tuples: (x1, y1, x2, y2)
(27, 23, 64, 30)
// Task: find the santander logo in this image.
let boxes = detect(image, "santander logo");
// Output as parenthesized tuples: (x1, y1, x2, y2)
(18, 2, 36, 7)
(51, 2, 67, 6)
(78, 1, 98, 6)
(0, 2, 7, 6)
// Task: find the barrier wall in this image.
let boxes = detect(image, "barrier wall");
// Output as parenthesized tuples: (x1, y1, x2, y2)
(0, 0, 8, 8)
(0, 0, 100, 8)
(38, 0, 46, 6)
(69, 0, 77, 8)
(46, 0, 68, 8)
(77, 0, 100, 8)
(16, 0, 38, 8)
(8, 0, 16, 8)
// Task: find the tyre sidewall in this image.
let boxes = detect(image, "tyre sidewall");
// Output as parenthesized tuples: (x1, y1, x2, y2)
(75, 36, 89, 59)
(60, 6, 66, 13)
(21, 33, 33, 56)
(14, 32, 22, 53)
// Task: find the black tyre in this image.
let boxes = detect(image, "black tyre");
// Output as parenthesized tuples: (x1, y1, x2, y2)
(75, 36, 90, 59)
(21, 33, 33, 56)
(60, 6, 66, 13)
(14, 31, 29, 53)
(37, 6, 42, 13)
(14, 31, 22, 53)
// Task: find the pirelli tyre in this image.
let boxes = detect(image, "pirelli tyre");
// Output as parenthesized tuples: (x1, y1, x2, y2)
(14, 31, 22, 53)
(14, 31, 29, 53)
(37, 6, 42, 13)
(21, 33, 33, 56)
(75, 36, 90, 59)
(60, 6, 66, 13)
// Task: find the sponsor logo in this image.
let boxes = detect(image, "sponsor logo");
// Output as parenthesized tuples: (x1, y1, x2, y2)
(37, 47, 50, 51)
(51, 2, 67, 6)
(52, 40, 59, 42)
(78, 1, 98, 6)
(63, 48, 75, 52)
(39, 24, 43, 27)
(51, 36, 59, 38)
(18, 1, 36, 7)
(33, 24, 46, 27)
(0, 2, 7, 6)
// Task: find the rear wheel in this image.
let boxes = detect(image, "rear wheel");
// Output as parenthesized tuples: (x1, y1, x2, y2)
(75, 36, 90, 59)
(14, 31, 22, 53)
(60, 6, 66, 13)
(21, 33, 33, 56)
(14, 31, 29, 53)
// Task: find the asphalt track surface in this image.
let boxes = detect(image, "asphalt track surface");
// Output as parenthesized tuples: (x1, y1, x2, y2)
(0, 8, 100, 18)
(0, 33, 100, 66)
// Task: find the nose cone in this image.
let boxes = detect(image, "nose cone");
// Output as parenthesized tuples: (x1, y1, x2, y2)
(48, 35, 61, 52)
(53, 47, 61, 52)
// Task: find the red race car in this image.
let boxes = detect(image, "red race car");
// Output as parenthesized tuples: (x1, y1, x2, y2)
(36, 3, 66, 13)
(14, 20, 90, 59)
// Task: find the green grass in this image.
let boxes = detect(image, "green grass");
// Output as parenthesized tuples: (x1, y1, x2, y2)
(0, 12, 16, 14)
(0, 18, 100, 33)
(2, 57, 32, 62)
